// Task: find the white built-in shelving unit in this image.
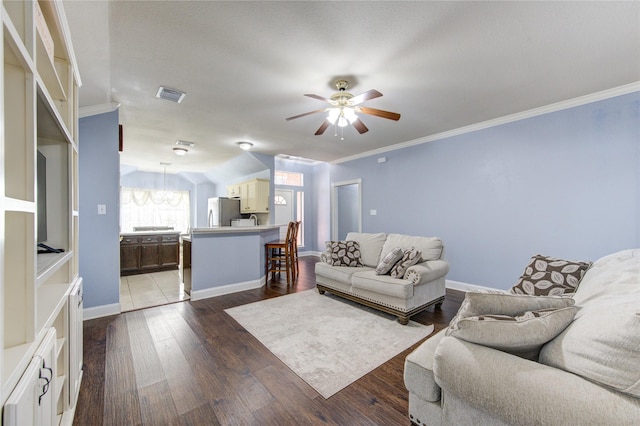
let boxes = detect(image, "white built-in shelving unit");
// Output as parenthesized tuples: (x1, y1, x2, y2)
(1, 1, 82, 424)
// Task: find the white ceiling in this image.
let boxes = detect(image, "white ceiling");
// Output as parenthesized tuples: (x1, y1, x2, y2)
(63, 1, 640, 174)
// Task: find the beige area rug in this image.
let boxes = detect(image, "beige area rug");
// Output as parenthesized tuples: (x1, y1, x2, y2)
(225, 289, 434, 398)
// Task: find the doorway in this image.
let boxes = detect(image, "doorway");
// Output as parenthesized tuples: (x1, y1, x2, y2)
(331, 179, 362, 240)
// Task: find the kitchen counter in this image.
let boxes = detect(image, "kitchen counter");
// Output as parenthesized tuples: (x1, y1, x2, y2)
(121, 230, 180, 236)
(190, 225, 281, 235)
(185, 225, 280, 301)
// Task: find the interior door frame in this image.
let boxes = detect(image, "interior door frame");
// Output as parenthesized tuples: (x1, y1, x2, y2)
(331, 179, 362, 240)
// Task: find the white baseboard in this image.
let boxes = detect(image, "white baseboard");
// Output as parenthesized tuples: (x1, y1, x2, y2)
(190, 278, 265, 301)
(446, 280, 504, 293)
(83, 303, 120, 320)
(300, 251, 322, 257)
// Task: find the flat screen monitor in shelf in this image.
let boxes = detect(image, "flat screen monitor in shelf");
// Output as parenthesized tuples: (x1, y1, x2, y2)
(37, 150, 47, 244)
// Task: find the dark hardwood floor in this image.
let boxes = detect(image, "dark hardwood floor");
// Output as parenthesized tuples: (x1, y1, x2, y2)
(74, 256, 464, 426)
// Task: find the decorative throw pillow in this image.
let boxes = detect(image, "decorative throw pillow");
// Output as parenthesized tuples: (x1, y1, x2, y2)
(323, 240, 364, 267)
(390, 248, 422, 278)
(510, 254, 592, 296)
(375, 247, 404, 275)
(454, 291, 575, 319)
(446, 306, 577, 359)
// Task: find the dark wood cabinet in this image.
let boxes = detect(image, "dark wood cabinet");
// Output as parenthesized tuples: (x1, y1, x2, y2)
(120, 232, 180, 276)
(160, 234, 179, 268)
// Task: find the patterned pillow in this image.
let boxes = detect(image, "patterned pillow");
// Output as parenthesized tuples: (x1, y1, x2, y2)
(375, 247, 404, 275)
(446, 306, 577, 359)
(390, 248, 422, 278)
(322, 240, 363, 267)
(510, 254, 592, 296)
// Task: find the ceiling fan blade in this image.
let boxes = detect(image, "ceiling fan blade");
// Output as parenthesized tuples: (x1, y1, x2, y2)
(351, 118, 369, 134)
(358, 106, 401, 121)
(285, 108, 327, 121)
(349, 89, 383, 105)
(304, 94, 332, 103)
(315, 120, 330, 135)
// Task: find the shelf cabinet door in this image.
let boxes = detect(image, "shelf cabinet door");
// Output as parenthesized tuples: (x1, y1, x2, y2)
(3, 357, 41, 426)
(69, 279, 83, 407)
(4, 329, 57, 426)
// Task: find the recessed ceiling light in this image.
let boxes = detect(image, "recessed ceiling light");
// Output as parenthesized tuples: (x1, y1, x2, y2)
(237, 141, 253, 151)
(156, 86, 186, 103)
(173, 147, 188, 156)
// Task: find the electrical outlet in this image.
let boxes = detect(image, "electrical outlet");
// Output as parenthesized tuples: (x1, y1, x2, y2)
(370, 209, 377, 216)
(98, 204, 107, 215)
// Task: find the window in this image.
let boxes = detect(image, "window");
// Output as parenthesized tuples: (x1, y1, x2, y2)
(274, 195, 287, 205)
(120, 187, 190, 233)
(274, 171, 303, 186)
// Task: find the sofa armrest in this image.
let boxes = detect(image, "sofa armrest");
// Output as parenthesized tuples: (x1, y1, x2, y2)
(434, 336, 640, 425)
(404, 329, 447, 402)
(406, 260, 450, 285)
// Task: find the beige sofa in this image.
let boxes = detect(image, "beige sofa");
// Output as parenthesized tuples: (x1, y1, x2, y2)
(404, 249, 640, 425)
(315, 232, 449, 324)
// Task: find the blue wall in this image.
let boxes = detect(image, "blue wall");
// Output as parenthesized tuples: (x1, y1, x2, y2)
(79, 111, 121, 309)
(330, 92, 640, 290)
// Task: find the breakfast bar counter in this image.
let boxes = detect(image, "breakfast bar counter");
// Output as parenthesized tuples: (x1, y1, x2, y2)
(183, 225, 281, 300)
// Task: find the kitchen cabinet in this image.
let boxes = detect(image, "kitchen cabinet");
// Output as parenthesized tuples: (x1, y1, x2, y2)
(239, 179, 270, 213)
(226, 184, 241, 197)
(160, 234, 180, 267)
(120, 232, 180, 275)
(120, 236, 140, 273)
(2, 1, 82, 424)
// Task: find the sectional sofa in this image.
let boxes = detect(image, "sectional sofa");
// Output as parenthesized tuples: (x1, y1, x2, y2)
(404, 249, 640, 425)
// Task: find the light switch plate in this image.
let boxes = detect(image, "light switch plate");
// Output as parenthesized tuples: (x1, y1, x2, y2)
(370, 209, 377, 216)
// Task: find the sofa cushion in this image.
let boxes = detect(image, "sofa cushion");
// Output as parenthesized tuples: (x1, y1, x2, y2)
(323, 240, 363, 267)
(446, 306, 577, 359)
(315, 261, 372, 285)
(351, 270, 414, 299)
(454, 291, 575, 319)
(381, 234, 443, 262)
(391, 248, 422, 278)
(375, 246, 404, 275)
(345, 232, 387, 267)
(510, 254, 592, 296)
(539, 249, 640, 398)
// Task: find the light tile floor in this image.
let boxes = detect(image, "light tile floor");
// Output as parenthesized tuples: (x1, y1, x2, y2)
(120, 269, 189, 312)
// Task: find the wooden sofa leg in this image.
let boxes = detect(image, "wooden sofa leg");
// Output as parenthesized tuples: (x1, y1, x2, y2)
(317, 288, 325, 295)
(397, 316, 409, 325)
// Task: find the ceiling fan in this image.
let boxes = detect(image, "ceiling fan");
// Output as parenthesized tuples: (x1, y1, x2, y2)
(285, 80, 401, 137)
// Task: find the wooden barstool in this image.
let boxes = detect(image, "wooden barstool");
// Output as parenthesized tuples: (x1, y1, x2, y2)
(265, 222, 297, 284)
(292, 221, 301, 278)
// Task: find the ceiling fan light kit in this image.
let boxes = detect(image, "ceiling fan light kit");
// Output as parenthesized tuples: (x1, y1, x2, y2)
(286, 80, 401, 139)
(173, 147, 188, 156)
(237, 141, 253, 151)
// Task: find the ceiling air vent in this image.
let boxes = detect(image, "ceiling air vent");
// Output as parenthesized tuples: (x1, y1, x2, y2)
(156, 86, 186, 103)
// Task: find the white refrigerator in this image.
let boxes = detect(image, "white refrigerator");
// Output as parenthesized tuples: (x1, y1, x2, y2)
(207, 197, 241, 227)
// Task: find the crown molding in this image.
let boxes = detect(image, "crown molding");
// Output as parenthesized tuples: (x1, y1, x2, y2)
(332, 82, 640, 165)
(79, 102, 121, 118)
